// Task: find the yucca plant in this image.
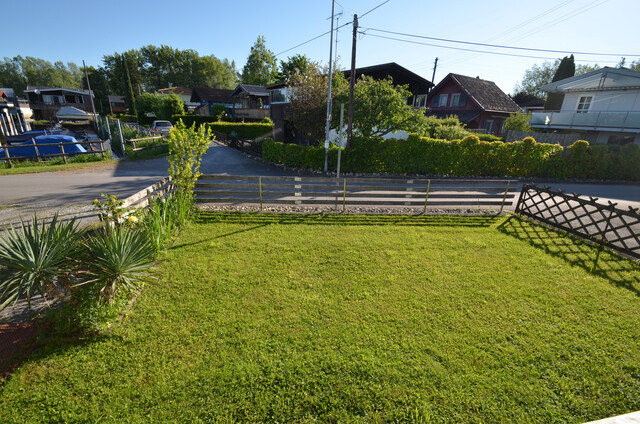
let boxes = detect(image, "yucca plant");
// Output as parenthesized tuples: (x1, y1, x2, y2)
(84, 226, 155, 302)
(144, 195, 177, 252)
(0, 215, 84, 311)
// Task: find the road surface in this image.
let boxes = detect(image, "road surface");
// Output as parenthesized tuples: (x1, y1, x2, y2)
(0, 142, 638, 226)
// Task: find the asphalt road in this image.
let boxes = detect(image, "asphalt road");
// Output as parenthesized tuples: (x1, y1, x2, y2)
(0, 142, 638, 225)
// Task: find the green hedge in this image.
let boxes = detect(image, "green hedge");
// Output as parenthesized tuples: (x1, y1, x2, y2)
(262, 135, 640, 180)
(204, 122, 273, 140)
(171, 116, 274, 139)
(171, 115, 220, 126)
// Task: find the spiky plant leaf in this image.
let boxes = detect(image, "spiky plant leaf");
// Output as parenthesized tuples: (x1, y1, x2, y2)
(84, 226, 155, 302)
(0, 215, 83, 311)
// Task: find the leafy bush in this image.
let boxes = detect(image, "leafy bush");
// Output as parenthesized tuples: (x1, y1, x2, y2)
(168, 121, 213, 196)
(203, 122, 274, 140)
(263, 136, 639, 180)
(503, 112, 533, 132)
(476, 133, 503, 142)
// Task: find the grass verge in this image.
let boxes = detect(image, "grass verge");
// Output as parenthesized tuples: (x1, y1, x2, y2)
(1, 213, 639, 423)
(0, 155, 115, 175)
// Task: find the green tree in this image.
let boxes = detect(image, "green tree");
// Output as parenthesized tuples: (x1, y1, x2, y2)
(544, 55, 575, 110)
(241, 36, 278, 86)
(514, 59, 599, 97)
(82, 66, 110, 114)
(136, 93, 185, 122)
(278, 54, 310, 82)
(0, 56, 82, 96)
(338, 76, 430, 139)
(503, 112, 533, 132)
(287, 62, 347, 145)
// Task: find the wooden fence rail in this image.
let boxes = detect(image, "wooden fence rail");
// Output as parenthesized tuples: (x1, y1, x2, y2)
(195, 175, 516, 213)
(122, 176, 173, 209)
(0, 140, 106, 167)
(515, 184, 640, 260)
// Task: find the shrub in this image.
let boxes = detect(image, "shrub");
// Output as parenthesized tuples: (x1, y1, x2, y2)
(84, 226, 155, 303)
(168, 121, 213, 196)
(0, 215, 84, 310)
(203, 122, 274, 140)
(262, 135, 639, 180)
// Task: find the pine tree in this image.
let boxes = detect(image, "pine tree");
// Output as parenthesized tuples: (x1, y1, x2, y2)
(544, 55, 575, 110)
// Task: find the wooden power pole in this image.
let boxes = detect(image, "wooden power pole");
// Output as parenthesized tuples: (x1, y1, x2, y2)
(346, 14, 358, 149)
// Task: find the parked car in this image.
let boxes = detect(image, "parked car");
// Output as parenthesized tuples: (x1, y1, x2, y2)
(151, 120, 174, 135)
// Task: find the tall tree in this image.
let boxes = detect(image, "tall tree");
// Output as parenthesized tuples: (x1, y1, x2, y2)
(278, 54, 310, 83)
(287, 62, 347, 145)
(336, 76, 429, 140)
(82, 66, 110, 114)
(241, 36, 278, 86)
(544, 55, 575, 110)
(514, 58, 598, 97)
(0, 56, 82, 96)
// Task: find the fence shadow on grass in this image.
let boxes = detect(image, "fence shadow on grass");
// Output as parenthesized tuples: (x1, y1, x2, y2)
(498, 215, 640, 296)
(195, 211, 501, 228)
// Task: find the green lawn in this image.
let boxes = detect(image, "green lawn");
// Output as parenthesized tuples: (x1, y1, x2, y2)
(1, 213, 640, 423)
(0, 156, 115, 175)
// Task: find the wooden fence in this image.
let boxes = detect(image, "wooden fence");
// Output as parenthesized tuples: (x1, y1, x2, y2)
(515, 184, 640, 260)
(122, 176, 173, 209)
(0, 139, 106, 167)
(126, 135, 168, 153)
(195, 175, 516, 213)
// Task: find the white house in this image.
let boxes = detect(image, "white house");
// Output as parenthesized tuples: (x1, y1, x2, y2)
(530, 67, 640, 145)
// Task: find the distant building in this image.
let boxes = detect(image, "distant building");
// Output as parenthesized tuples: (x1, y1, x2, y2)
(426, 73, 521, 136)
(230, 84, 270, 121)
(267, 62, 434, 142)
(108, 95, 127, 115)
(157, 86, 199, 111)
(190, 88, 237, 116)
(0, 88, 28, 137)
(25, 87, 94, 121)
(530, 67, 640, 145)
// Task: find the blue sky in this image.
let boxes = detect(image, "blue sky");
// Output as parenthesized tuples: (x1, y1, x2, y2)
(4, 0, 639, 94)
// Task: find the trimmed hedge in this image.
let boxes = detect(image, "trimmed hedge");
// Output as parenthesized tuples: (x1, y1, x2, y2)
(262, 135, 640, 180)
(172, 115, 219, 126)
(171, 115, 274, 139)
(204, 122, 274, 140)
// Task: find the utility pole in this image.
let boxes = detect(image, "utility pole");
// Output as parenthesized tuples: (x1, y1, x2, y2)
(83, 60, 97, 121)
(429, 57, 438, 93)
(346, 14, 358, 149)
(323, 0, 336, 172)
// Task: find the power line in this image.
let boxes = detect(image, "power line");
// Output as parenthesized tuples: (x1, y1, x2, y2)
(274, 0, 391, 58)
(275, 21, 352, 57)
(360, 32, 620, 63)
(364, 27, 637, 57)
(360, 0, 391, 18)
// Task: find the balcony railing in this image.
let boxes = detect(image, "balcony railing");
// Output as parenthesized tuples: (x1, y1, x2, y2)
(530, 111, 640, 131)
(233, 108, 270, 120)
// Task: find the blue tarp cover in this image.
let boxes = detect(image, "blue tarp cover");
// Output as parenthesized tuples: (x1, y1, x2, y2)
(1, 135, 86, 159)
(6, 129, 79, 144)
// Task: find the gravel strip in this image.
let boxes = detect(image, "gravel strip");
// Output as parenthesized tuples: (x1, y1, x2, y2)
(199, 203, 505, 215)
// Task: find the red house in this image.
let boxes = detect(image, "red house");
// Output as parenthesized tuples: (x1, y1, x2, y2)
(426, 73, 520, 136)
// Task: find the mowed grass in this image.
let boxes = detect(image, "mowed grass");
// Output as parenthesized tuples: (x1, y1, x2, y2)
(1, 213, 640, 423)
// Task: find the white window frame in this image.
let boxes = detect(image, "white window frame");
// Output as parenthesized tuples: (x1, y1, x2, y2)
(483, 120, 494, 134)
(450, 93, 460, 107)
(438, 94, 448, 107)
(576, 96, 592, 113)
(414, 94, 428, 108)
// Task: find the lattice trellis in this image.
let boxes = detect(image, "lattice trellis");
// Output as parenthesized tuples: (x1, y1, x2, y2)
(515, 184, 640, 260)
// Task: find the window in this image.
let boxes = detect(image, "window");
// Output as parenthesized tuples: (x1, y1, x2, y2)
(270, 88, 291, 104)
(414, 94, 428, 108)
(450, 93, 467, 107)
(432, 94, 448, 107)
(483, 120, 494, 134)
(577, 96, 592, 113)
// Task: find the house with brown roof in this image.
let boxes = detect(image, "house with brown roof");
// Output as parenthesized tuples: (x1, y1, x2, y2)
(426, 73, 521, 136)
(190, 87, 237, 116)
(230, 84, 270, 121)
